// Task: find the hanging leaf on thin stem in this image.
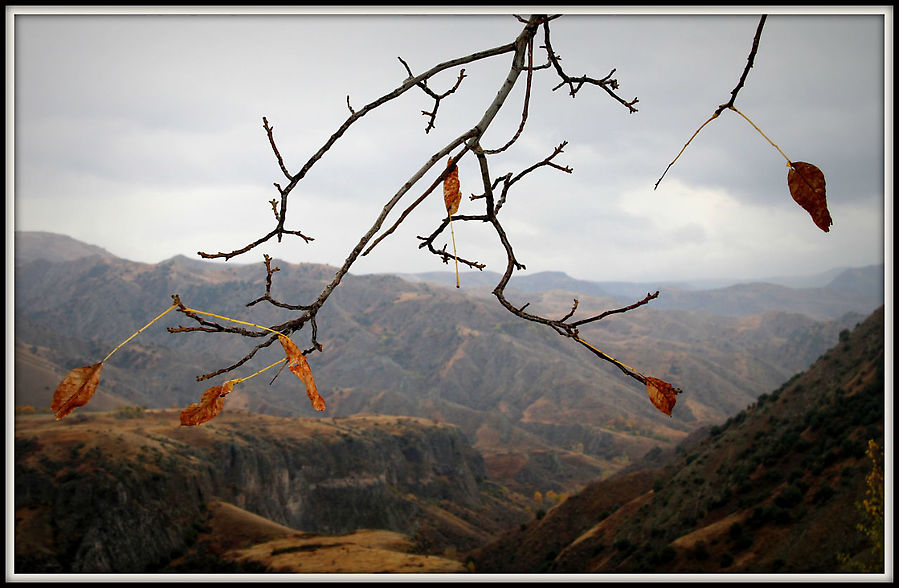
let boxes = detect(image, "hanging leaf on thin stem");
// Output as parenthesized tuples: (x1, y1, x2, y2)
(279, 334, 326, 411)
(180, 357, 289, 426)
(173, 304, 327, 420)
(180, 380, 236, 426)
(51, 363, 104, 420)
(576, 336, 683, 417)
(443, 157, 462, 288)
(51, 302, 178, 420)
(645, 376, 682, 417)
(787, 161, 832, 232)
(730, 107, 832, 233)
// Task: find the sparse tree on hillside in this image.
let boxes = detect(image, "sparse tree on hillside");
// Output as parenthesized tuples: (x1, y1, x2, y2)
(839, 439, 884, 572)
(51, 14, 832, 425)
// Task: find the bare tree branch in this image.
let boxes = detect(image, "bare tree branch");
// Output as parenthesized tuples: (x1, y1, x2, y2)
(398, 56, 468, 133)
(362, 144, 473, 256)
(480, 32, 534, 154)
(495, 142, 571, 215)
(177, 14, 667, 394)
(263, 116, 292, 181)
(246, 254, 313, 311)
(198, 38, 522, 262)
(714, 14, 768, 116)
(570, 291, 660, 328)
(655, 14, 768, 190)
(542, 21, 639, 113)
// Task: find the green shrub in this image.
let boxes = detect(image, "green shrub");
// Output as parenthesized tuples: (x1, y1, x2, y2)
(116, 405, 146, 419)
(774, 484, 804, 508)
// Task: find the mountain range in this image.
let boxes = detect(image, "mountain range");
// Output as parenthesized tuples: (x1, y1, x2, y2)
(402, 263, 883, 320)
(12, 231, 884, 495)
(11, 231, 888, 575)
(13, 301, 886, 574)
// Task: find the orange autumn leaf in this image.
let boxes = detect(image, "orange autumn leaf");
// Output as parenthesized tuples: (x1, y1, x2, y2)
(278, 334, 326, 411)
(180, 380, 236, 426)
(787, 161, 832, 232)
(443, 157, 461, 216)
(645, 376, 682, 417)
(51, 362, 104, 420)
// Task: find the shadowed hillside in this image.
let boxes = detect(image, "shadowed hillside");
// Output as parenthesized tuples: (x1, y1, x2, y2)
(469, 306, 886, 574)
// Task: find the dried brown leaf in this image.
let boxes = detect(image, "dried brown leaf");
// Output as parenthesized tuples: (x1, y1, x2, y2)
(51, 363, 104, 420)
(180, 380, 236, 426)
(279, 335, 326, 411)
(788, 161, 832, 232)
(645, 376, 682, 417)
(443, 157, 461, 216)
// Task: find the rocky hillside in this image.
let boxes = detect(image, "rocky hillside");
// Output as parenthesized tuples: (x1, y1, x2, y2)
(470, 306, 886, 573)
(14, 412, 527, 573)
(13, 231, 873, 496)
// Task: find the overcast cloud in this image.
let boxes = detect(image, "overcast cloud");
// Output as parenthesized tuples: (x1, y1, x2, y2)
(8, 7, 891, 283)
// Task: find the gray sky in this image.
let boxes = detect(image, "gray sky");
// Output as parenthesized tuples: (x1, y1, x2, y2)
(8, 7, 891, 283)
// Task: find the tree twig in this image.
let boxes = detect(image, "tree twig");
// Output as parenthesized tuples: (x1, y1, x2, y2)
(542, 21, 638, 113)
(714, 14, 767, 117)
(398, 56, 468, 133)
(654, 14, 768, 190)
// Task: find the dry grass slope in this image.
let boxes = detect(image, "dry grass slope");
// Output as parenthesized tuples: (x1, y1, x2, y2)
(174, 501, 467, 573)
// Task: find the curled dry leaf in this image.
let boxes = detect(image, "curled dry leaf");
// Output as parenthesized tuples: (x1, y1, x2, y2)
(443, 157, 461, 216)
(51, 363, 104, 420)
(279, 334, 326, 411)
(645, 376, 682, 417)
(180, 380, 236, 426)
(787, 161, 832, 232)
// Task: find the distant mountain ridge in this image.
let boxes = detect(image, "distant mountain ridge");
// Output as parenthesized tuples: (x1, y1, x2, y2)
(14, 231, 116, 264)
(14, 230, 883, 303)
(401, 264, 883, 321)
(12, 231, 877, 495)
(403, 264, 876, 292)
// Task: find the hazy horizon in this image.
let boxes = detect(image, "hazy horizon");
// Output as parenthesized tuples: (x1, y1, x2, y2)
(12, 228, 885, 291)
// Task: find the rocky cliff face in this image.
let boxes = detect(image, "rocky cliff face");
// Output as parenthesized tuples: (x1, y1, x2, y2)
(14, 413, 521, 573)
(214, 416, 485, 534)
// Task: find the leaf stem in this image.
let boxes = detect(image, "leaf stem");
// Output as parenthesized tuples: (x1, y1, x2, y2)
(654, 112, 719, 190)
(729, 106, 792, 165)
(233, 358, 289, 384)
(101, 303, 178, 364)
(449, 216, 460, 288)
(575, 336, 644, 380)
